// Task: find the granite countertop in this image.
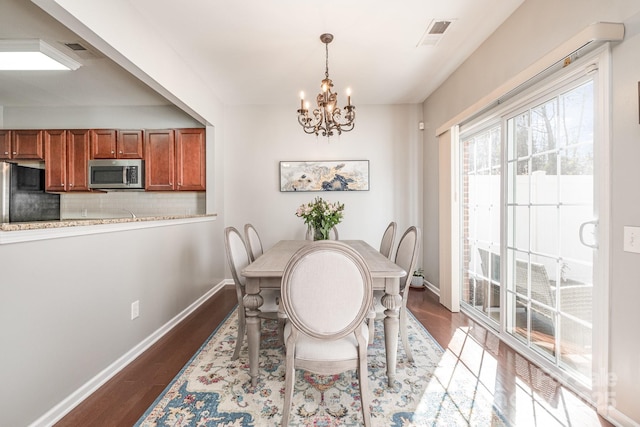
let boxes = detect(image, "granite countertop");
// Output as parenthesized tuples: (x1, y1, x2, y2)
(0, 214, 212, 232)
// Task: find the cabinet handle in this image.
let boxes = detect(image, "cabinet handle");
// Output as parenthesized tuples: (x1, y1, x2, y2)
(3, 151, 7, 155)
(119, 151, 123, 154)
(111, 150, 115, 154)
(12, 151, 17, 155)
(69, 183, 74, 187)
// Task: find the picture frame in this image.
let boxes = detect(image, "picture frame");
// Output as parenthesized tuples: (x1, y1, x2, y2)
(279, 160, 370, 192)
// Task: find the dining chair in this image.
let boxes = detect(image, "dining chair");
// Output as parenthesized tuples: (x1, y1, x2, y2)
(280, 241, 373, 427)
(379, 221, 397, 259)
(369, 226, 421, 363)
(224, 226, 281, 360)
(244, 223, 263, 262)
(305, 225, 339, 240)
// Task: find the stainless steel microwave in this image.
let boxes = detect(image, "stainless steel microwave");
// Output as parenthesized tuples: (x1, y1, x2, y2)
(88, 159, 144, 189)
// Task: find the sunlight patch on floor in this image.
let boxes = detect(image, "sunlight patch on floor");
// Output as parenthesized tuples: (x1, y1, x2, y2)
(421, 325, 605, 426)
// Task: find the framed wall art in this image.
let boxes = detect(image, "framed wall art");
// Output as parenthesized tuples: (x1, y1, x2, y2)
(280, 160, 370, 192)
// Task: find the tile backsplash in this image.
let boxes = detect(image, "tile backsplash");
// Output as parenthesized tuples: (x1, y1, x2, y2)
(61, 192, 205, 219)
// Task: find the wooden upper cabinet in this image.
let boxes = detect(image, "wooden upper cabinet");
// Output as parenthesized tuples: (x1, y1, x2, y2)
(90, 129, 117, 159)
(66, 130, 91, 191)
(175, 128, 205, 191)
(45, 129, 90, 192)
(44, 130, 67, 192)
(117, 130, 144, 158)
(0, 130, 10, 159)
(144, 129, 175, 191)
(145, 128, 206, 192)
(91, 129, 143, 159)
(0, 130, 44, 160)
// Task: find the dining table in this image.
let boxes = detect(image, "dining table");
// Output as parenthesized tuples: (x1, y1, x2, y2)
(241, 239, 406, 388)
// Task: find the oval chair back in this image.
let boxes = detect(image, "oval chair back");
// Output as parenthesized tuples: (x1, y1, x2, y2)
(244, 223, 263, 262)
(280, 241, 373, 426)
(379, 221, 397, 259)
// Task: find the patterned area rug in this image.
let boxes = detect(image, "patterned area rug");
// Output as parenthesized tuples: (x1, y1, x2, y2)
(136, 308, 508, 426)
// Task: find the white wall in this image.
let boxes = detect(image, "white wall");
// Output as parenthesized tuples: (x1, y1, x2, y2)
(223, 104, 423, 254)
(423, 0, 640, 424)
(0, 220, 224, 427)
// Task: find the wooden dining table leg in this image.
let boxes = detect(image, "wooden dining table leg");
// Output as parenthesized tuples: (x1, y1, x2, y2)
(243, 277, 263, 388)
(381, 278, 402, 388)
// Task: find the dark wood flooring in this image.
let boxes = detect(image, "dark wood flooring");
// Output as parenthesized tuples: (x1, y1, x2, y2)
(55, 286, 612, 426)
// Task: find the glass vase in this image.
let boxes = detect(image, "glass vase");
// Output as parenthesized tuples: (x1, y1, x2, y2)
(314, 227, 326, 241)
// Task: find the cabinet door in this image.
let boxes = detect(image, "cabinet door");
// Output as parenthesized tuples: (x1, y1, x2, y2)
(0, 130, 10, 160)
(12, 130, 44, 160)
(90, 129, 117, 159)
(44, 130, 67, 192)
(145, 129, 175, 191)
(117, 130, 144, 159)
(175, 128, 206, 191)
(67, 130, 90, 191)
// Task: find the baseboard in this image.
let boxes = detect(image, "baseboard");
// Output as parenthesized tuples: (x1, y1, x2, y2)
(424, 280, 439, 296)
(607, 406, 639, 427)
(29, 280, 228, 427)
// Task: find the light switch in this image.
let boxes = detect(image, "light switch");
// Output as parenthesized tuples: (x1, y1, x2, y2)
(623, 226, 640, 253)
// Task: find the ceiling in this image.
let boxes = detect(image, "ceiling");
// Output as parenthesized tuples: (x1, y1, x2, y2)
(0, 0, 524, 109)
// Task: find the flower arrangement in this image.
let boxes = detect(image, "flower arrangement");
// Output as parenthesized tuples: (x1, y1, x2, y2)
(295, 196, 345, 240)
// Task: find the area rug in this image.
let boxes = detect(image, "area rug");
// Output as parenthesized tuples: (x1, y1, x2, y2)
(135, 308, 508, 426)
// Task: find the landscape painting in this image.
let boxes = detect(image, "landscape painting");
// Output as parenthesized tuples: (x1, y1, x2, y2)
(280, 160, 370, 192)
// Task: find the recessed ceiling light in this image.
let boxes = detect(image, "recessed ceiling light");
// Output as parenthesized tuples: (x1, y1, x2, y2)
(0, 39, 82, 71)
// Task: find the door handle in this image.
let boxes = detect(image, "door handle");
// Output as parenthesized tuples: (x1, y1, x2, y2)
(579, 220, 598, 249)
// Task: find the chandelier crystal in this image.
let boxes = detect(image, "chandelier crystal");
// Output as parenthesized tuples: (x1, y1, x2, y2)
(297, 33, 355, 137)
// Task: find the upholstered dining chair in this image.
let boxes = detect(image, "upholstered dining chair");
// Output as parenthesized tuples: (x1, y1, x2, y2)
(369, 226, 421, 363)
(244, 223, 263, 262)
(379, 221, 397, 259)
(224, 226, 281, 360)
(305, 226, 339, 240)
(280, 241, 373, 427)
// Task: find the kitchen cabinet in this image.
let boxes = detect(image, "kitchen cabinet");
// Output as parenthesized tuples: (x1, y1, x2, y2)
(91, 129, 143, 159)
(175, 128, 206, 191)
(0, 130, 9, 159)
(145, 128, 205, 191)
(45, 130, 91, 192)
(144, 129, 175, 191)
(0, 130, 45, 160)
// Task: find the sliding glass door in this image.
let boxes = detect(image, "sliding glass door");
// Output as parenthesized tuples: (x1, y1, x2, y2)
(461, 123, 502, 324)
(505, 78, 595, 382)
(460, 67, 600, 387)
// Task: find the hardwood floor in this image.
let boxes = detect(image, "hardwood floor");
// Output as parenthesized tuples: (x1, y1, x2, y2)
(55, 286, 612, 426)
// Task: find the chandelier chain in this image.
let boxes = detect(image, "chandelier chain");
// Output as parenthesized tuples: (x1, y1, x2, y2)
(325, 42, 329, 80)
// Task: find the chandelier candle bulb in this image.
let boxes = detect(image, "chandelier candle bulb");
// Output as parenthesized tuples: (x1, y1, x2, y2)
(299, 91, 304, 110)
(347, 88, 351, 106)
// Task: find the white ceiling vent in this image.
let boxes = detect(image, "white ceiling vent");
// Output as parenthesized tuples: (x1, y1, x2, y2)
(417, 20, 454, 47)
(62, 41, 103, 59)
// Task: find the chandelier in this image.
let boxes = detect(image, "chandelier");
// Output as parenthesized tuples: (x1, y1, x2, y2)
(297, 33, 355, 137)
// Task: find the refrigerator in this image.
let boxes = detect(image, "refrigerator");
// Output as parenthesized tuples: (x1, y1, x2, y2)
(0, 161, 60, 223)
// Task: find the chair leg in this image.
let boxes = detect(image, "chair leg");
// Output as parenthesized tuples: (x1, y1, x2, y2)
(232, 309, 246, 360)
(399, 307, 413, 362)
(278, 318, 286, 346)
(282, 346, 296, 426)
(358, 346, 372, 427)
(368, 318, 375, 344)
